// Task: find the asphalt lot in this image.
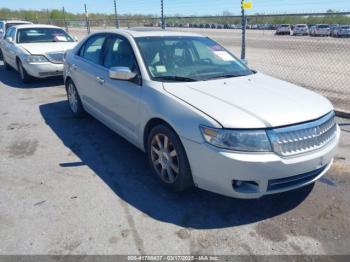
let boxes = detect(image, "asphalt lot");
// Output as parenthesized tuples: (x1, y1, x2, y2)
(0, 60, 350, 255)
(70, 27, 350, 114)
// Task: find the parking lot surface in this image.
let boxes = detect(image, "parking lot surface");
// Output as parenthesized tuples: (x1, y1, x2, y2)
(0, 61, 350, 255)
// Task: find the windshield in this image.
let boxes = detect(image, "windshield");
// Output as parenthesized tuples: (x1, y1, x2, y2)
(136, 36, 252, 82)
(280, 25, 289, 27)
(296, 25, 307, 28)
(317, 25, 329, 28)
(341, 26, 350, 29)
(16, 28, 74, 43)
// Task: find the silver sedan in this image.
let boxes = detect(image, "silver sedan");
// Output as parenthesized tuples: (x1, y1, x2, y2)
(63, 29, 339, 199)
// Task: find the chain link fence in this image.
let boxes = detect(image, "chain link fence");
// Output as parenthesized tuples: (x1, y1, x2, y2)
(40, 12, 350, 114)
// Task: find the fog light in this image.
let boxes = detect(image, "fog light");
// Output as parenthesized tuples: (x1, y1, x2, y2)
(232, 180, 259, 193)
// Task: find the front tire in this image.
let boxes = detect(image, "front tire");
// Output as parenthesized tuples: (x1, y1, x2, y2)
(147, 124, 193, 192)
(66, 80, 85, 117)
(17, 60, 31, 83)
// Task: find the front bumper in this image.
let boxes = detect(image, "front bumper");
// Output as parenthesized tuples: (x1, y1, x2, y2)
(181, 126, 339, 199)
(23, 62, 64, 78)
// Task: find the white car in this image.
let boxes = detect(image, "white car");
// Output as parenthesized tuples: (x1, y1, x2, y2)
(63, 29, 339, 199)
(292, 24, 309, 36)
(332, 25, 350, 38)
(310, 24, 330, 37)
(0, 20, 32, 39)
(276, 24, 291, 35)
(1, 24, 77, 83)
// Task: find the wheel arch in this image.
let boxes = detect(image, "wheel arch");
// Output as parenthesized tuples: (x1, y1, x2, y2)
(143, 117, 179, 152)
(64, 76, 73, 90)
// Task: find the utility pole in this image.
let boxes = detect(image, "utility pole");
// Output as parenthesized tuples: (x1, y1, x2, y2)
(84, 4, 90, 34)
(240, 0, 246, 60)
(114, 0, 119, 28)
(62, 7, 68, 32)
(161, 0, 165, 29)
(46, 9, 50, 24)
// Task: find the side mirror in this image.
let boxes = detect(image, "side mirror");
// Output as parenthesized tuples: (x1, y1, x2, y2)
(73, 36, 79, 42)
(109, 67, 136, 81)
(240, 59, 248, 65)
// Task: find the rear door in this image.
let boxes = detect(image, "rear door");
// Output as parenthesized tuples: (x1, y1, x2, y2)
(70, 33, 108, 111)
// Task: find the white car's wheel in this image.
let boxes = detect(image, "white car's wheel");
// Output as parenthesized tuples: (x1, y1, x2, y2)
(17, 60, 31, 83)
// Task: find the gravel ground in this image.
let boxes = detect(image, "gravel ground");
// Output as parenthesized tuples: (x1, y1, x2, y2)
(0, 60, 350, 256)
(69, 27, 350, 114)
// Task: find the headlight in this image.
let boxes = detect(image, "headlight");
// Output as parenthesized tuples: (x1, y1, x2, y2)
(200, 126, 272, 152)
(26, 55, 49, 63)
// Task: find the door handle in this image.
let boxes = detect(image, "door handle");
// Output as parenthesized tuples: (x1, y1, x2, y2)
(96, 76, 105, 85)
(71, 64, 78, 71)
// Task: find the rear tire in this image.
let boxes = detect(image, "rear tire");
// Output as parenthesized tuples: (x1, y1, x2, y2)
(147, 124, 193, 192)
(66, 80, 85, 117)
(17, 60, 31, 83)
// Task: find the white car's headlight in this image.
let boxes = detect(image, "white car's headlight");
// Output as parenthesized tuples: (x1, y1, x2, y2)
(200, 126, 272, 152)
(26, 55, 49, 63)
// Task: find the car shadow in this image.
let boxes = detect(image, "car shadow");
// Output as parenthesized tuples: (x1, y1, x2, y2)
(0, 62, 63, 89)
(39, 100, 313, 229)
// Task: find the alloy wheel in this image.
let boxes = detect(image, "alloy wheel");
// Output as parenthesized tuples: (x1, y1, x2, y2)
(68, 83, 78, 113)
(150, 133, 179, 183)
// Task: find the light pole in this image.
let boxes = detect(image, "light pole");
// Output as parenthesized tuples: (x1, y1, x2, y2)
(84, 4, 90, 34)
(241, 0, 246, 60)
(114, 0, 119, 28)
(62, 7, 68, 32)
(161, 0, 165, 29)
(47, 9, 50, 24)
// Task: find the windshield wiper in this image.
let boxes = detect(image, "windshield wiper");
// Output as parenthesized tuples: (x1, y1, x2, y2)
(153, 76, 198, 82)
(207, 74, 246, 80)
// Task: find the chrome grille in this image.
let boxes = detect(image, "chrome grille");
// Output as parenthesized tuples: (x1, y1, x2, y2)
(267, 112, 337, 157)
(46, 52, 64, 63)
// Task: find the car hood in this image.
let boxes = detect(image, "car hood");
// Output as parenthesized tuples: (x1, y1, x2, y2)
(163, 72, 333, 128)
(19, 42, 77, 55)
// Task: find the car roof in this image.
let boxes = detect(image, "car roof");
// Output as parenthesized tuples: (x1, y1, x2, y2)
(13, 24, 63, 30)
(3, 20, 32, 24)
(94, 28, 204, 38)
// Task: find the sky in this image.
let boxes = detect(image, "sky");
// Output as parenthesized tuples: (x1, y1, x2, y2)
(0, 0, 349, 16)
